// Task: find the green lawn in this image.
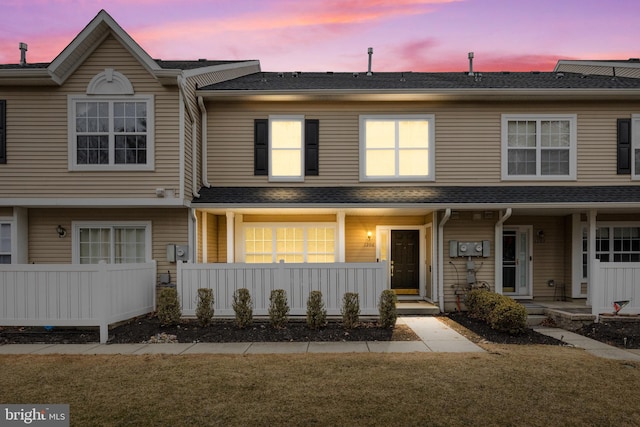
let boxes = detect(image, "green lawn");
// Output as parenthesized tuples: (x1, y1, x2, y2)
(1, 345, 639, 426)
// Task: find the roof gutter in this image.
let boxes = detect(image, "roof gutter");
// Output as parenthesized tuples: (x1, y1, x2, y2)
(437, 208, 451, 312)
(196, 88, 640, 102)
(494, 208, 512, 295)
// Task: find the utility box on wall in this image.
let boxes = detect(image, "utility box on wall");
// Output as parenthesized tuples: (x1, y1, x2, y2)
(449, 240, 490, 258)
(166, 244, 189, 262)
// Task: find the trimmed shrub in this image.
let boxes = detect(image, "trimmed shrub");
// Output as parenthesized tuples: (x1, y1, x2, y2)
(466, 288, 527, 335)
(341, 292, 360, 329)
(306, 290, 327, 330)
(157, 287, 181, 326)
(268, 289, 290, 328)
(232, 288, 253, 329)
(378, 289, 398, 328)
(488, 299, 527, 334)
(466, 289, 501, 322)
(195, 288, 214, 327)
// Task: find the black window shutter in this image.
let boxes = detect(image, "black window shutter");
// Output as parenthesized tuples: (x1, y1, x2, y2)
(254, 119, 268, 175)
(304, 119, 319, 176)
(0, 100, 6, 164)
(617, 118, 631, 175)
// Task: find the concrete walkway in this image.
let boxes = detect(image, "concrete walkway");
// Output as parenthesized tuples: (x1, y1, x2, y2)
(0, 317, 484, 355)
(534, 326, 640, 362)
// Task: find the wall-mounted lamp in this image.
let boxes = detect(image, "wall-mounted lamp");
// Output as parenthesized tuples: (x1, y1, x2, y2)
(536, 229, 545, 243)
(56, 225, 67, 238)
(364, 231, 374, 248)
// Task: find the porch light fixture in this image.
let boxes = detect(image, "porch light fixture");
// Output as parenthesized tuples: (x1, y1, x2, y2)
(367, 231, 372, 241)
(536, 229, 545, 243)
(56, 225, 67, 238)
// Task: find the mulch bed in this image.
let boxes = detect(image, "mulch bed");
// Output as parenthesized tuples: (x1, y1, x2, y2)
(443, 312, 565, 346)
(2, 312, 638, 348)
(0, 314, 419, 344)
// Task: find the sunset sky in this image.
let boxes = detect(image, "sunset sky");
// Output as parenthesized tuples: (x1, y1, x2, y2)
(1, 0, 639, 72)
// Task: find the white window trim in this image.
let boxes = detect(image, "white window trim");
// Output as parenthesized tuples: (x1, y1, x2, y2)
(241, 222, 337, 263)
(72, 221, 152, 264)
(268, 115, 305, 182)
(67, 94, 155, 171)
(359, 114, 435, 182)
(632, 114, 640, 180)
(582, 221, 640, 264)
(0, 217, 13, 264)
(501, 114, 577, 181)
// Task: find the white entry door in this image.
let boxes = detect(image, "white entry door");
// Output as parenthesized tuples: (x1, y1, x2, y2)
(502, 227, 532, 296)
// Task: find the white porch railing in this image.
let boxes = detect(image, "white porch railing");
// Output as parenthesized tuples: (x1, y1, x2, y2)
(177, 261, 389, 317)
(0, 261, 157, 343)
(592, 260, 640, 318)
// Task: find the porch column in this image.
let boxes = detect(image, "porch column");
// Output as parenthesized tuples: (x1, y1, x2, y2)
(226, 211, 235, 263)
(587, 209, 597, 305)
(337, 211, 345, 262)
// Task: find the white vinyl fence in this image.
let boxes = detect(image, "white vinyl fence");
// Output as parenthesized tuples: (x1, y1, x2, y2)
(177, 261, 389, 317)
(0, 261, 156, 343)
(592, 260, 640, 318)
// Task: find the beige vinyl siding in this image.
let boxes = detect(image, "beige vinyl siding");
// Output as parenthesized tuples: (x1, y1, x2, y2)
(442, 213, 495, 311)
(206, 100, 640, 186)
(205, 213, 219, 262)
(27, 207, 188, 279)
(0, 35, 182, 199)
(345, 216, 425, 262)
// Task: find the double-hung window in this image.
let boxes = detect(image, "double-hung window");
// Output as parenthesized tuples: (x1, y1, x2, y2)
(502, 114, 576, 180)
(360, 115, 434, 181)
(0, 222, 11, 264)
(73, 222, 151, 264)
(244, 224, 336, 263)
(270, 116, 304, 181)
(68, 96, 154, 171)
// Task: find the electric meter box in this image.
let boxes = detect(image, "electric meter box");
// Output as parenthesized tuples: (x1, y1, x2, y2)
(449, 240, 490, 258)
(166, 244, 189, 262)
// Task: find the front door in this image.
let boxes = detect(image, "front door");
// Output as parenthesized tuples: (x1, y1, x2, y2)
(391, 230, 420, 295)
(502, 227, 532, 296)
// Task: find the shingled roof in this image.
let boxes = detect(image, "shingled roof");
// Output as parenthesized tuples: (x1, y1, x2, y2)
(0, 59, 246, 70)
(198, 71, 640, 91)
(192, 186, 640, 207)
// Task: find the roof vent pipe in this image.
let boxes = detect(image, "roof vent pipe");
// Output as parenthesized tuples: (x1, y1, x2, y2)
(367, 47, 373, 76)
(19, 42, 27, 66)
(468, 51, 474, 76)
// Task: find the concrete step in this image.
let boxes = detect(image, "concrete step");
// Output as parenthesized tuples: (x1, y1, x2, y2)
(397, 301, 440, 316)
(526, 314, 547, 327)
(519, 301, 546, 315)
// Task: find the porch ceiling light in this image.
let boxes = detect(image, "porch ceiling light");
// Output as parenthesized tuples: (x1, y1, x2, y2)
(56, 225, 67, 238)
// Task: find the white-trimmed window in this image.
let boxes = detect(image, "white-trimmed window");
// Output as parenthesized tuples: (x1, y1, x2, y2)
(502, 114, 576, 180)
(582, 224, 640, 277)
(360, 115, 434, 181)
(0, 222, 11, 264)
(73, 222, 151, 264)
(270, 115, 304, 181)
(68, 95, 154, 171)
(244, 224, 335, 263)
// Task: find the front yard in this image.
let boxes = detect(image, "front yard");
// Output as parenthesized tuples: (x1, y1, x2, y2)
(1, 347, 639, 426)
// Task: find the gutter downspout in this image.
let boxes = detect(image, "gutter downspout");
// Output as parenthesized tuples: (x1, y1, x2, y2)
(437, 208, 451, 312)
(189, 208, 198, 263)
(197, 96, 211, 188)
(178, 76, 200, 198)
(494, 208, 512, 295)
